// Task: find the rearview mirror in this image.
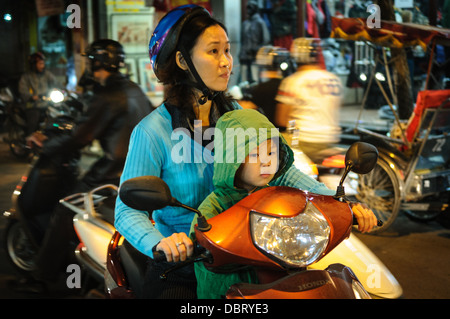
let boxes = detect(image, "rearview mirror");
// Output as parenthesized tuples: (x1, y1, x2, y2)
(119, 176, 175, 211)
(335, 142, 378, 198)
(119, 176, 212, 231)
(345, 141, 378, 174)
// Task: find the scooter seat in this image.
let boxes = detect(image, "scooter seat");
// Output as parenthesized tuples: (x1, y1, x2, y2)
(119, 239, 148, 298)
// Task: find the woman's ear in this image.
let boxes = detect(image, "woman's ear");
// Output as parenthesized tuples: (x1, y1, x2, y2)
(176, 51, 189, 71)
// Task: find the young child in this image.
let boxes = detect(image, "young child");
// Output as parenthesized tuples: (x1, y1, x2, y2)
(190, 108, 376, 299)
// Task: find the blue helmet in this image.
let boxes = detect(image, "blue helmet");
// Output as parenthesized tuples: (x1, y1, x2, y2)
(148, 4, 210, 80)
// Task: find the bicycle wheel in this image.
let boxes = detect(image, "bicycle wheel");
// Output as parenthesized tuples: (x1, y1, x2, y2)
(353, 159, 401, 234)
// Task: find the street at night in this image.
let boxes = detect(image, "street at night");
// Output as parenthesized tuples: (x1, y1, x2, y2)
(1, 0, 450, 303)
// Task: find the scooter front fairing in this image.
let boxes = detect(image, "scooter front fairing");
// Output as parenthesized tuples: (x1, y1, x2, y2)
(226, 263, 371, 299)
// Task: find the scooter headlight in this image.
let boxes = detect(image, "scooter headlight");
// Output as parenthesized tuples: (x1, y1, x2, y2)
(250, 200, 330, 268)
(49, 89, 64, 103)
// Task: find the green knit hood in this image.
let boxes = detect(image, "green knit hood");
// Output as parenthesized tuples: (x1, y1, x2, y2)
(212, 109, 294, 198)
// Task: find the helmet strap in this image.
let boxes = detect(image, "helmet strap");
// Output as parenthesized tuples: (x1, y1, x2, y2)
(179, 46, 216, 105)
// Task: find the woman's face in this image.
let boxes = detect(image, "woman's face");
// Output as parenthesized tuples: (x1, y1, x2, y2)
(190, 25, 232, 92)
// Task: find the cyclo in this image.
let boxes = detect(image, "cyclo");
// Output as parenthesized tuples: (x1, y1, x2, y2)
(331, 17, 450, 233)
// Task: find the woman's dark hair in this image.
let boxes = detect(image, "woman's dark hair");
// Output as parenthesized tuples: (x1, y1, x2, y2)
(158, 13, 235, 121)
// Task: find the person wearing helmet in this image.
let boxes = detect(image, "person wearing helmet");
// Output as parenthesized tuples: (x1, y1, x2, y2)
(114, 4, 241, 298)
(18, 52, 59, 134)
(242, 45, 294, 128)
(28, 39, 153, 286)
(275, 37, 343, 163)
(113, 6, 378, 300)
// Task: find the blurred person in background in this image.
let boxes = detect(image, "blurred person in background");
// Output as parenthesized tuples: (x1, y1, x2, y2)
(275, 37, 343, 163)
(237, 45, 295, 130)
(18, 52, 59, 134)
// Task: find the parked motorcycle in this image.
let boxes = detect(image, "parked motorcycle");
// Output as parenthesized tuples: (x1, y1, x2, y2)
(4, 88, 83, 158)
(104, 142, 393, 299)
(2, 114, 80, 274)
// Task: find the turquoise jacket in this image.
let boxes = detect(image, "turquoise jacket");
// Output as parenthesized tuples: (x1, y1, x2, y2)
(115, 102, 237, 257)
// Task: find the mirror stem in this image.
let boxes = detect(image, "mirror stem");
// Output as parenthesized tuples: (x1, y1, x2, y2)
(334, 162, 353, 200)
(176, 201, 212, 232)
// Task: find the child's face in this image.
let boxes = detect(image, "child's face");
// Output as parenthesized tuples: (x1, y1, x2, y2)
(234, 139, 279, 192)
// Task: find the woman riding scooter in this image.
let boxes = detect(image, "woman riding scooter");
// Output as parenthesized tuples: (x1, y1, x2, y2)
(114, 4, 378, 299)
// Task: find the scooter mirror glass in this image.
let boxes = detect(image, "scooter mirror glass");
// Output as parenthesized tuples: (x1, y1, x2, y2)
(119, 176, 174, 211)
(345, 142, 378, 174)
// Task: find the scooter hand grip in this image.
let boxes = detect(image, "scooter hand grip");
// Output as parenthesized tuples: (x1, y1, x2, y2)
(152, 250, 167, 262)
(352, 217, 384, 227)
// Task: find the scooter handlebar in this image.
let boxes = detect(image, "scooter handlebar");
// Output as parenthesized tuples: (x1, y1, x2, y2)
(151, 243, 208, 263)
(352, 217, 384, 227)
(152, 250, 167, 262)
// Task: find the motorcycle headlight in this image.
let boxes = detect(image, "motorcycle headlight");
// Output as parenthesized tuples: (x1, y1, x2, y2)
(49, 89, 64, 103)
(250, 200, 330, 268)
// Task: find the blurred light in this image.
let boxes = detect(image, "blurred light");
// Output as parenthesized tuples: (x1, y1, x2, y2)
(50, 89, 64, 103)
(322, 154, 345, 168)
(280, 62, 288, 71)
(3, 13, 12, 22)
(375, 72, 386, 81)
(359, 73, 367, 82)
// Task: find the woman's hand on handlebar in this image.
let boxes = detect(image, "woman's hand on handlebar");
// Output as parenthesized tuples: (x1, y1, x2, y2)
(155, 232, 194, 262)
(351, 203, 378, 233)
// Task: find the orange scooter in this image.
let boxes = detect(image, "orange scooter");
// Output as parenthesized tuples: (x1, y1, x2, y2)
(106, 142, 379, 299)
